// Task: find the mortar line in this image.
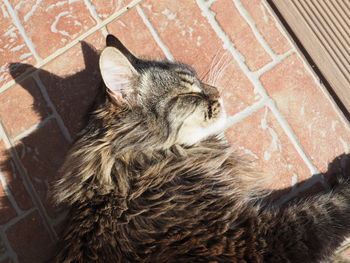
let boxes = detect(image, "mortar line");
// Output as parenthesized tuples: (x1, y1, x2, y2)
(0, 229, 18, 263)
(11, 115, 55, 143)
(255, 49, 294, 77)
(264, 1, 350, 150)
(83, 0, 109, 37)
(265, 99, 320, 175)
(136, 5, 174, 61)
(1, 208, 36, 231)
(3, 0, 41, 62)
(225, 98, 268, 129)
(205, 0, 217, 8)
(196, 0, 261, 88)
(0, 170, 23, 216)
(274, 174, 323, 205)
(0, 0, 145, 94)
(196, 0, 319, 176)
(263, 0, 350, 133)
(32, 73, 72, 143)
(226, 98, 320, 178)
(262, 0, 299, 54)
(101, 25, 110, 37)
(232, 0, 277, 60)
(0, 121, 57, 242)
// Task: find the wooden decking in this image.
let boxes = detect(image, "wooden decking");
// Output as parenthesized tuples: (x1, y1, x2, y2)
(268, 0, 350, 119)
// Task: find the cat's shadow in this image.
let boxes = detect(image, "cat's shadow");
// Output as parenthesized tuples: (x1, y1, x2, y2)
(0, 41, 103, 261)
(1, 41, 350, 261)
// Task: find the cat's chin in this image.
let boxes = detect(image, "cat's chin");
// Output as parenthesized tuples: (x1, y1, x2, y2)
(176, 102, 227, 146)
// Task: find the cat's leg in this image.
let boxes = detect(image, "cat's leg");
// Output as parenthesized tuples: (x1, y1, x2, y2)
(254, 154, 350, 263)
(258, 181, 350, 263)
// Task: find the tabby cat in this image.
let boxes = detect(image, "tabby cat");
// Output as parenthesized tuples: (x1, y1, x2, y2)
(52, 34, 350, 263)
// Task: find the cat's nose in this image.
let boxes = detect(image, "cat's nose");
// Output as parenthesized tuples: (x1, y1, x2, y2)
(202, 83, 220, 100)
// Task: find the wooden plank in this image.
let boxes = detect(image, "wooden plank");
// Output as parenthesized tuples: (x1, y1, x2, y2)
(269, 0, 350, 116)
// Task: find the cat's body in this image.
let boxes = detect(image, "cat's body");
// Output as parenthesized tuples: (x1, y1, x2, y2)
(53, 35, 350, 263)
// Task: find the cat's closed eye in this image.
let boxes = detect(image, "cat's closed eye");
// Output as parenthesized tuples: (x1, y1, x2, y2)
(53, 34, 350, 263)
(177, 92, 206, 98)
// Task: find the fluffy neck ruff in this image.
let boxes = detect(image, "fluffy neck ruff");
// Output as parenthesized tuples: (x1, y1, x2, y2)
(54, 101, 265, 207)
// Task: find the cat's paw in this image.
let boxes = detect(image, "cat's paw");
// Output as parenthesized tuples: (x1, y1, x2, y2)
(326, 154, 350, 188)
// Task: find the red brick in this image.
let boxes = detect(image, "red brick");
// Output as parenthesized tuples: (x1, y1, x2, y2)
(0, 141, 33, 211)
(89, 0, 131, 20)
(12, 0, 96, 58)
(0, 77, 51, 138)
(88, 0, 118, 20)
(0, 183, 17, 225)
(207, 50, 259, 116)
(240, 0, 291, 55)
(17, 119, 70, 218)
(6, 210, 53, 263)
(39, 31, 105, 137)
(141, 0, 257, 115)
(226, 107, 310, 189)
(107, 7, 164, 58)
(0, 2, 35, 87)
(141, 0, 224, 76)
(260, 54, 350, 172)
(211, 0, 272, 71)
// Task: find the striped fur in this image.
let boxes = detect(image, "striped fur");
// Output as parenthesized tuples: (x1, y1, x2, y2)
(52, 35, 350, 263)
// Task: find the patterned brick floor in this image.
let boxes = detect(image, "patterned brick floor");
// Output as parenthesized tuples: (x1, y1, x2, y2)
(0, 0, 349, 262)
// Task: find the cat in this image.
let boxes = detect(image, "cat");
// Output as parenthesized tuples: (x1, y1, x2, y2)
(52, 34, 350, 263)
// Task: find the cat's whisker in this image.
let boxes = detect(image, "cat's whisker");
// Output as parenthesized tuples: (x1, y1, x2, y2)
(52, 34, 350, 263)
(205, 49, 222, 84)
(208, 50, 232, 87)
(213, 51, 232, 87)
(199, 67, 211, 84)
(212, 51, 229, 85)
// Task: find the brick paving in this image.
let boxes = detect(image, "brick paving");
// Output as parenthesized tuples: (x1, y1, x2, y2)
(0, 0, 349, 262)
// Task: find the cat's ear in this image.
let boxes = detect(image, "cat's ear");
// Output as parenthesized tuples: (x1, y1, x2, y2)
(99, 46, 138, 105)
(106, 34, 137, 65)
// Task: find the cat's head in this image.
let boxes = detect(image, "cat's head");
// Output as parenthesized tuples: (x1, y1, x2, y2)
(99, 35, 227, 146)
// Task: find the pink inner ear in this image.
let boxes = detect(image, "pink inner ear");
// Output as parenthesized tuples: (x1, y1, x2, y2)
(100, 47, 137, 104)
(104, 72, 132, 104)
